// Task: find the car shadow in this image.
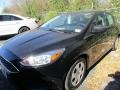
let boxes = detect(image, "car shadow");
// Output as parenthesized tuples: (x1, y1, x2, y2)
(0, 34, 15, 40)
(104, 71, 120, 90)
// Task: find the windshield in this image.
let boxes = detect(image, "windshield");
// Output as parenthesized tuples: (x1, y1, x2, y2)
(41, 12, 93, 32)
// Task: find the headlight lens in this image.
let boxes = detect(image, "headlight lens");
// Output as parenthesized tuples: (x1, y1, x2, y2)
(20, 48, 65, 66)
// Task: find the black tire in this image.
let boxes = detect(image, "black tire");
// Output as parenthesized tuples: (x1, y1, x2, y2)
(112, 37, 119, 51)
(18, 27, 30, 34)
(64, 58, 86, 90)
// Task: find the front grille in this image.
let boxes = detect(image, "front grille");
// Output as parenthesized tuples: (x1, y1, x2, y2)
(0, 56, 19, 73)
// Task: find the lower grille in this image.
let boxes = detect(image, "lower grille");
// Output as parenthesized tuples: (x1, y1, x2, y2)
(0, 56, 19, 73)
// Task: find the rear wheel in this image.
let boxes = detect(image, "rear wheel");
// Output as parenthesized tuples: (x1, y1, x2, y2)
(18, 27, 30, 34)
(65, 58, 86, 90)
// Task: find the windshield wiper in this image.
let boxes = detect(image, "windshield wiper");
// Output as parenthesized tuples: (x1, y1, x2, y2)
(47, 29, 74, 33)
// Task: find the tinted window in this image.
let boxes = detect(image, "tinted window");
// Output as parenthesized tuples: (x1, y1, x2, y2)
(0, 15, 11, 21)
(41, 13, 93, 32)
(0, 16, 3, 21)
(11, 16, 22, 20)
(95, 14, 106, 27)
(106, 14, 114, 26)
(0, 15, 22, 21)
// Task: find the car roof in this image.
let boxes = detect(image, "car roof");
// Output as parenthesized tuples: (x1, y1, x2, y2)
(60, 10, 110, 15)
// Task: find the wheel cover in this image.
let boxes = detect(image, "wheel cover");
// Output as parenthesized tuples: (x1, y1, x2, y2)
(19, 27, 29, 33)
(71, 61, 85, 87)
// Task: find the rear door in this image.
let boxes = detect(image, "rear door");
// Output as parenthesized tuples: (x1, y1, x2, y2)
(95, 13, 112, 53)
(105, 13, 118, 48)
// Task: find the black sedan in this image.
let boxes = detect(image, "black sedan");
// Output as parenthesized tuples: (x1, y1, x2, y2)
(0, 11, 119, 90)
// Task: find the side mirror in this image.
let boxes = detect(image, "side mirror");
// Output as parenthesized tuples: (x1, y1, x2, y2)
(92, 26, 104, 33)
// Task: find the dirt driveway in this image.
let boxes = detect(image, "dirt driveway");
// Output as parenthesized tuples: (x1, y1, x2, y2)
(79, 43, 120, 90)
(0, 40, 120, 90)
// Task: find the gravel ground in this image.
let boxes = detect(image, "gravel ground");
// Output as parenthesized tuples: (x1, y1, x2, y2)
(0, 40, 120, 90)
(78, 43, 120, 90)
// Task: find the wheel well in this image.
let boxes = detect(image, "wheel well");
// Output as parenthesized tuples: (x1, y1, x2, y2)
(18, 26, 30, 34)
(19, 26, 30, 31)
(79, 54, 89, 69)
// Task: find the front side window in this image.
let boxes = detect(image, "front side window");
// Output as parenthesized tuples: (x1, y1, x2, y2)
(41, 13, 93, 32)
(1, 15, 11, 21)
(95, 14, 106, 27)
(0, 16, 3, 21)
(0, 15, 22, 21)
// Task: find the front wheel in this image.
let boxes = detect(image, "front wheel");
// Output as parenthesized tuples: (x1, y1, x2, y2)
(64, 58, 86, 90)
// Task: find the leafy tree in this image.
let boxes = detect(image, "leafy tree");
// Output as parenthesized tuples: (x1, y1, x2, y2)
(111, 0, 120, 7)
(21, 0, 48, 17)
(4, 0, 120, 23)
(48, 0, 68, 12)
(43, 11, 58, 22)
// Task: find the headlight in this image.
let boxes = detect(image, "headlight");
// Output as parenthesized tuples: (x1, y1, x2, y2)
(20, 48, 65, 66)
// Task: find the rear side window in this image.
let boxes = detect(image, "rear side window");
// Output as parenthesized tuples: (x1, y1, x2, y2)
(11, 16, 22, 20)
(0, 15, 22, 21)
(106, 14, 114, 26)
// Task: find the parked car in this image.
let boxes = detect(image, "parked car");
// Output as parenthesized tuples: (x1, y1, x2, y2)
(0, 11, 119, 90)
(0, 14, 38, 36)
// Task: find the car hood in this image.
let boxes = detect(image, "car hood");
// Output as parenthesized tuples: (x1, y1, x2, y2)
(2, 30, 80, 59)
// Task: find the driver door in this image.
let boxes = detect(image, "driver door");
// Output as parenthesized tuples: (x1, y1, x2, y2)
(87, 13, 108, 66)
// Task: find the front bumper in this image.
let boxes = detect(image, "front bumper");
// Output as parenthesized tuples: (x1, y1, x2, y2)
(6, 67, 62, 90)
(0, 56, 64, 90)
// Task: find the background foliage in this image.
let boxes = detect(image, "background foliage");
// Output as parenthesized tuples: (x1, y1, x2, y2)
(3, 0, 120, 23)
